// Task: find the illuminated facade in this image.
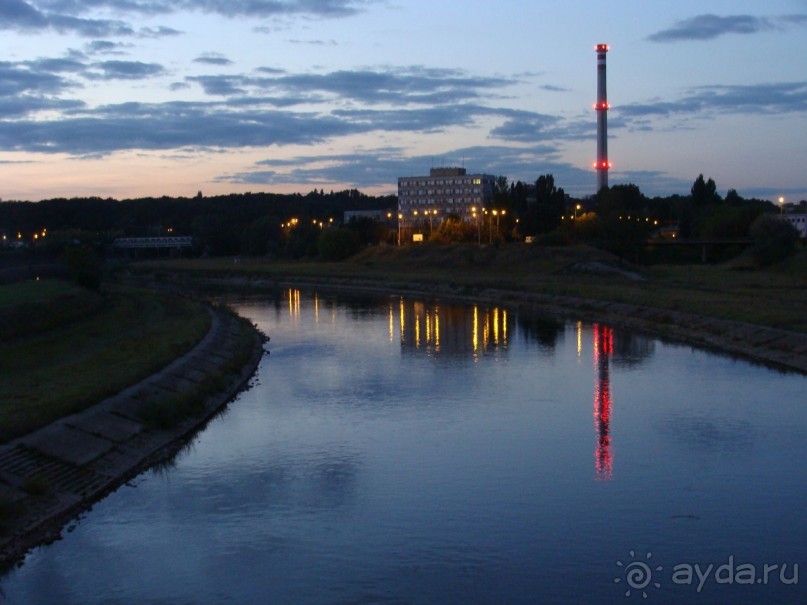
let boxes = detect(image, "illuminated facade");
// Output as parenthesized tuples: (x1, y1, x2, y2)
(397, 168, 495, 226)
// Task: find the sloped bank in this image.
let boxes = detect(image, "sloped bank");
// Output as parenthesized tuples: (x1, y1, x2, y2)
(0, 303, 267, 569)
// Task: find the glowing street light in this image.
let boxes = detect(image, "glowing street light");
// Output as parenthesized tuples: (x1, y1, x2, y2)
(779, 196, 785, 214)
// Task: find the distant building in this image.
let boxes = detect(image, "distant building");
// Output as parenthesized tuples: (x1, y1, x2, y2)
(780, 213, 807, 238)
(397, 168, 495, 226)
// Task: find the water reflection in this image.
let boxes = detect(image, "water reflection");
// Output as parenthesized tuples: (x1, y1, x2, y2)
(396, 299, 509, 358)
(3, 289, 807, 605)
(593, 324, 615, 480)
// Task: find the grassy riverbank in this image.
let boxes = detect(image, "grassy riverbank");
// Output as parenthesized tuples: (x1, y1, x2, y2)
(0, 280, 210, 443)
(135, 243, 807, 333)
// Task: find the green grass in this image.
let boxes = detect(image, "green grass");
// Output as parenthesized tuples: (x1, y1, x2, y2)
(0, 279, 73, 307)
(0, 279, 105, 340)
(0, 281, 211, 443)
(134, 243, 807, 333)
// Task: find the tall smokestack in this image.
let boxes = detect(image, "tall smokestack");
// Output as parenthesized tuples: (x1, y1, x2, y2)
(595, 43, 610, 192)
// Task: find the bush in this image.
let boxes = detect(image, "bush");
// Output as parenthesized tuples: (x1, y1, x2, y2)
(64, 244, 102, 290)
(749, 215, 800, 266)
(429, 218, 476, 244)
(317, 228, 361, 261)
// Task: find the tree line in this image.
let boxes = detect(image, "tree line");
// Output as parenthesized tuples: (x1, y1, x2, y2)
(1, 176, 802, 267)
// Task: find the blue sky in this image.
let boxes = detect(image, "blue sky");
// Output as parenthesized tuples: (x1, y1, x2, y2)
(0, 0, 805, 202)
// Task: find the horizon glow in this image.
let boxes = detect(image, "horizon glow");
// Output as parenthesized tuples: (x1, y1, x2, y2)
(0, 0, 805, 202)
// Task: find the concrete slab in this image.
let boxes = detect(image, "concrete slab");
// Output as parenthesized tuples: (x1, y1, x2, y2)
(178, 368, 210, 384)
(151, 374, 196, 394)
(187, 356, 228, 373)
(21, 423, 115, 467)
(0, 482, 25, 504)
(102, 395, 147, 420)
(65, 411, 143, 444)
(131, 384, 173, 403)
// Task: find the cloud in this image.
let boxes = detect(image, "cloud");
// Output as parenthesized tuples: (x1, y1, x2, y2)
(4, 0, 367, 37)
(85, 40, 130, 54)
(178, 0, 374, 18)
(648, 13, 807, 42)
(489, 110, 592, 143)
(618, 82, 807, 120)
(0, 0, 135, 36)
(187, 75, 249, 96)
(218, 143, 585, 193)
(0, 97, 84, 119)
(0, 61, 73, 97)
(0, 101, 364, 154)
(36, 0, 376, 19)
(138, 25, 182, 37)
(0, 0, 48, 28)
(187, 66, 515, 107)
(193, 53, 234, 66)
(539, 84, 569, 93)
(87, 60, 165, 80)
(287, 39, 338, 46)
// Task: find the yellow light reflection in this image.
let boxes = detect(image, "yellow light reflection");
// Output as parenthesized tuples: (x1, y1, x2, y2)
(399, 298, 406, 343)
(434, 306, 440, 351)
(483, 312, 490, 349)
(577, 321, 583, 357)
(472, 306, 479, 354)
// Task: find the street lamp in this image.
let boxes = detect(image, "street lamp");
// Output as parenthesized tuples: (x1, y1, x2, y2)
(397, 213, 403, 246)
(471, 206, 481, 245)
(779, 196, 785, 214)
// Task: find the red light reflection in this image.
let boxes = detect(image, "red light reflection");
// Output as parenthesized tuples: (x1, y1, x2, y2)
(593, 324, 614, 480)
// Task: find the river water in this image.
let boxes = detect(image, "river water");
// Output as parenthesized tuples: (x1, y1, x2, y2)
(2, 289, 805, 604)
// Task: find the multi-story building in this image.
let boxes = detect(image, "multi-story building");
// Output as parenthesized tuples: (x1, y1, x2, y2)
(397, 168, 495, 226)
(780, 213, 807, 238)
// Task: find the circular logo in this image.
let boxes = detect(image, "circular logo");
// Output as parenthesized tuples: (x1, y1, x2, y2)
(615, 551, 663, 598)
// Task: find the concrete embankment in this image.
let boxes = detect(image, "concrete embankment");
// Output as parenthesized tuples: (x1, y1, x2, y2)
(0, 305, 266, 568)
(178, 272, 807, 375)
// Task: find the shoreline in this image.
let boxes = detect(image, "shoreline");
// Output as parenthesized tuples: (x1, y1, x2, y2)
(0, 303, 266, 570)
(2, 269, 803, 568)
(181, 271, 807, 375)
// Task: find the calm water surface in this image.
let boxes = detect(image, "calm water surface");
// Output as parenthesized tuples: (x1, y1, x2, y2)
(2, 290, 805, 604)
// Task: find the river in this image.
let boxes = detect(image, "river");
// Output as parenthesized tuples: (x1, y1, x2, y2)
(2, 289, 805, 604)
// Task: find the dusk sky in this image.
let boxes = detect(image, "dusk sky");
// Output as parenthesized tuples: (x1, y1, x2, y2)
(1, 0, 806, 202)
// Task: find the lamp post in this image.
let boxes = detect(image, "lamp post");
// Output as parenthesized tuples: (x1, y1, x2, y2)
(471, 206, 481, 245)
(779, 196, 785, 214)
(397, 213, 402, 246)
